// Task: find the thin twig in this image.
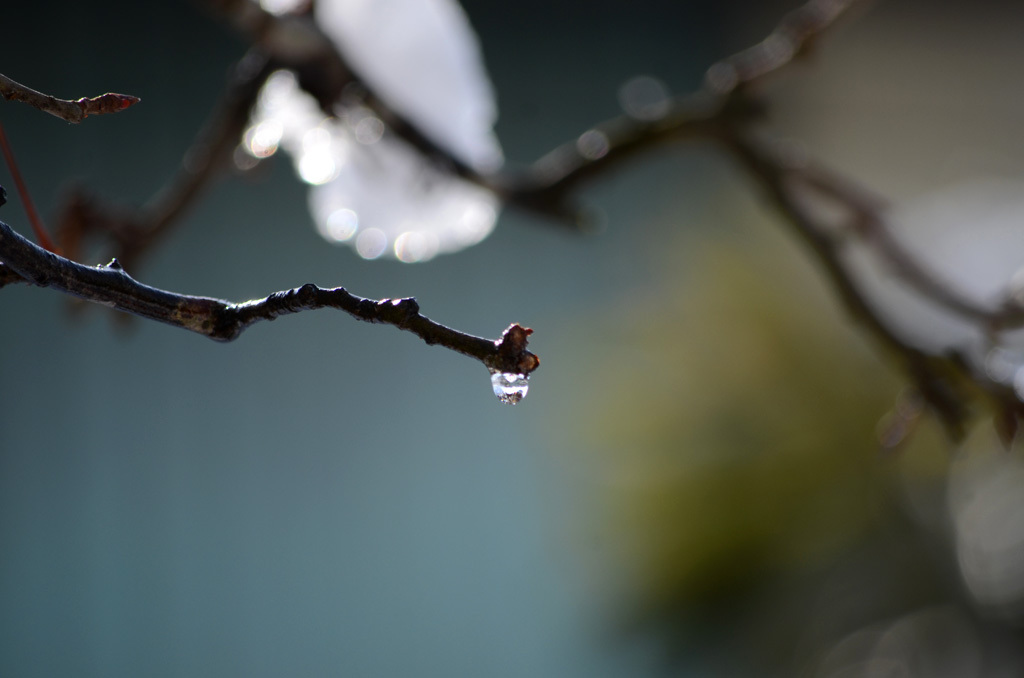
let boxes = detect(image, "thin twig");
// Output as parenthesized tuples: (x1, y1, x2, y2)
(0, 73, 138, 124)
(703, 0, 867, 95)
(0, 122, 58, 253)
(0, 218, 539, 375)
(498, 95, 728, 222)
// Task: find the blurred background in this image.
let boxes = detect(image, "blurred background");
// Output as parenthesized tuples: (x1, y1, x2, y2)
(4, 0, 1024, 676)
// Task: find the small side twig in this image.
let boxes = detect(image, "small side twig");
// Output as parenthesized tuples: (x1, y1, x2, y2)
(56, 50, 275, 271)
(0, 73, 138, 124)
(0, 218, 538, 375)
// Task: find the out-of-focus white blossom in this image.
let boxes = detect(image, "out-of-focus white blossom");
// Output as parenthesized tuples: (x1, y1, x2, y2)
(315, 0, 502, 173)
(847, 179, 1024, 377)
(950, 451, 1024, 616)
(242, 0, 503, 262)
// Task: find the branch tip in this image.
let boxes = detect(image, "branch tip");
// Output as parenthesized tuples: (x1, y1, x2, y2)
(76, 92, 141, 118)
(0, 73, 139, 124)
(0, 219, 539, 378)
(489, 324, 540, 376)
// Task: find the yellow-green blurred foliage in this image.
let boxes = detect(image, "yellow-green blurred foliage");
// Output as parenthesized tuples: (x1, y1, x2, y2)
(555, 206, 952, 620)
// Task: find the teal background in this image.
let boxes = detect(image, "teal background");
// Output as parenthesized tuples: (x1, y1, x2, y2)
(8, 1, 1021, 675)
(0, 1, 725, 675)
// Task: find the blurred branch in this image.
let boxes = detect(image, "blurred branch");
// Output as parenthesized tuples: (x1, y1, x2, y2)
(498, 0, 1024, 437)
(62, 0, 863, 251)
(793, 161, 1024, 329)
(0, 218, 538, 375)
(0, 125, 58, 253)
(719, 131, 975, 437)
(499, 0, 867, 221)
(704, 0, 866, 93)
(0, 73, 139, 123)
(55, 50, 275, 271)
(500, 95, 729, 223)
(201, 0, 482, 180)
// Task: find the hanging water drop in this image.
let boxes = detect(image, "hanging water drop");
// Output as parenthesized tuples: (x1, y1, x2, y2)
(490, 372, 529, 405)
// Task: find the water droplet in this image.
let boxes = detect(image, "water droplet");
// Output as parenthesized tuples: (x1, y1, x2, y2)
(490, 372, 529, 405)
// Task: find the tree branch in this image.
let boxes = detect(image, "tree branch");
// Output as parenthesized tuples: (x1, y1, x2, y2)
(500, 0, 868, 222)
(0, 218, 538, 375)
(704, 0, 867, 95)
(56, 51, 275, 271)
(0, 73, 139, 124)
(5, 0, 1017, 431)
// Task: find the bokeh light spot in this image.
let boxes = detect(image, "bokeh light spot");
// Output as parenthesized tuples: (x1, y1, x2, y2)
(259, 70, 300, 111)
(952, 455, 1024, 612)
(324, 208, 358, 242)
(258, 0, 305, 15)
(985, 347, 1019, 384)
(354, 116, 385, 145)
(452, 201, 496, 246)
(244, 119, 283, 158)
(298, 151, 336, 185)
(355, 228, 388, 259)
(394, 231, 439, 263)
(576, 129, 609, 160)
(618, 75, 671, 121)
(233, 145, 260, 171)
(704, 62, 739, 93)
(297, 127, 339, 184)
